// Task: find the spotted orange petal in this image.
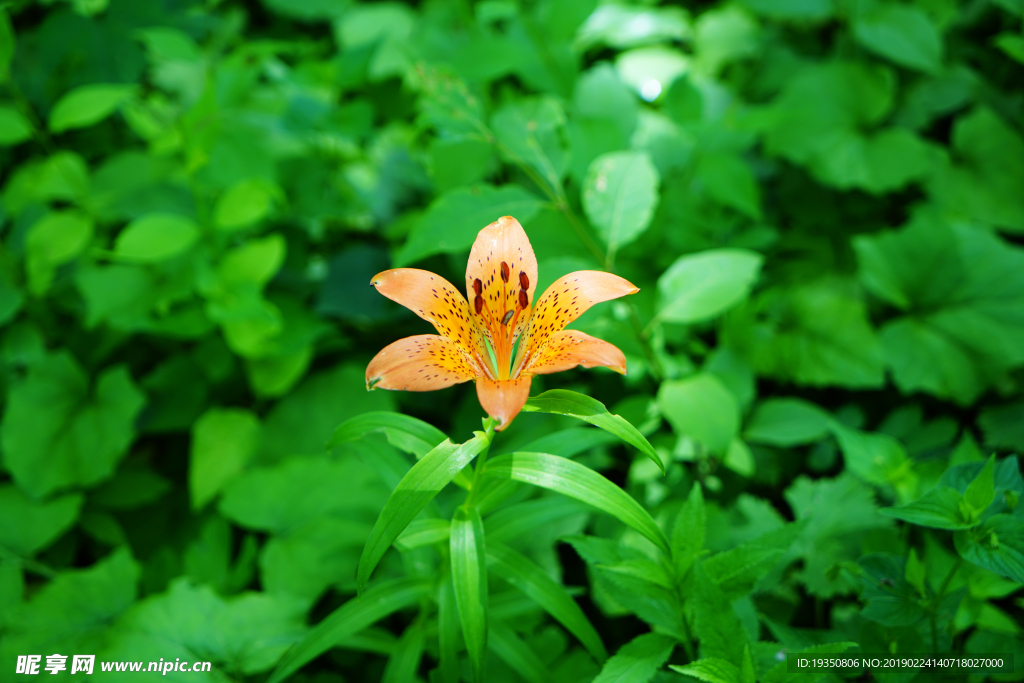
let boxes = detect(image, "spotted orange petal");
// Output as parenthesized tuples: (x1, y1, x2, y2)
(370, 268, 488, 373)
(367, 335, 478, 391)
(516, 271, 639, 373)
(475, 376, 532, 431)
(524, 329, 627, 376)
(465, 216, 539, 375)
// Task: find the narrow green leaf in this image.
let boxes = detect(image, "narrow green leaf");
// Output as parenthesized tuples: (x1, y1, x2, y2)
(964, 455, 997, 516)
(489, 619, 554, 683)
(670, 658, 740, 683)
(267, 577, 431, 683)
(328, 411, 447, 458)
(0, 8, 14, 82)
(357, 432, 489, 590)
(487, 541, 607, 662)
(522, 390, 664, 473)
(381, 622, 426, 683)
(394, 518, 450, 551)
(879, 486, 974, 529)
(593, 632, 674, 683)
(438, 570, 461, 683)
(451, 505, 488, 683)
(485, 496, 589, 543)
(49, 84, 133, 133)
(671, 482, 705, 576)
(484, 452, 669, 553)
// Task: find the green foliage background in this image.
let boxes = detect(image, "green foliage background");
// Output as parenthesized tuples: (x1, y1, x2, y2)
(1, 0, 1023, 681)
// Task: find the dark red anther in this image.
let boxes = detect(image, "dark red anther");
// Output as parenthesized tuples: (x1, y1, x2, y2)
(474, 295, 484, 314)
(519, 271, 529, 290)
(501, 310, 514, 325)
(518, 290, 529, 309)
(473, 278, 483, 295)
(500, 262, 510, 283)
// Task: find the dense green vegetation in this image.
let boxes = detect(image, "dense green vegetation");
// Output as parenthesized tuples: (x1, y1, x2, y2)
(1, 0, 1023, 681)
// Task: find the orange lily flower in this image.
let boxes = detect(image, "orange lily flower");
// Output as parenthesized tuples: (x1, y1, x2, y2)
(366, 216, 640, 430)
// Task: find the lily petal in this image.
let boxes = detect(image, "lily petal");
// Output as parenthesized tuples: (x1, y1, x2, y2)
(370, 268, 487, 370)
(525, 329, 627, 376)
(367, 335, 478, 391)
(517, 271, 639, 372)
(465, 216, 539, 366)
(475, 376, 532, 431)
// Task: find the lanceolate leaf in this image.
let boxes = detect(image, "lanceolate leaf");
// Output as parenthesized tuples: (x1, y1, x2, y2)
(954, 514, 1024, 584)
(523, 390, 664, 473)
(267, 577, 431, 683)
(381, 623, 426, 683)
(484, 452, 670, 553)
(489, 619, 554, 683)
(357, 432, 490, 590)
(487, 541, 607, 662)
(451, 506, 488, 683)
(327, 411, 447, 458)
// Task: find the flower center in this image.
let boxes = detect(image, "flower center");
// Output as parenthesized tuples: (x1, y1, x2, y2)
(473, 261, 530, 380)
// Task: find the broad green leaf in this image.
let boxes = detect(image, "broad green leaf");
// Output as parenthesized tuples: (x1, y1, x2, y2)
(722, 281, 886, 389)
(522, 390, 663, 472)
(25, 210, 94, 295)
(218, 234, 286, 288)
(930, 107, 1024, 232)
(381, 622, 425, 683)
(114, 213, 200, 262)
(484, 452, 669, 553)
(743, 398, 830, 447)
(358, 432, 490, 589)
(979, 401, 1024, 452)
(110, 579, 305, 676)
(658, 373, 739, 455)
(268, 577, 430, 683)
(954, 514, 1024, 584)
(491, 96, 569, 195)
(692, 562, 747, 661)
(577, 3, 690, 50)
(451, 506, 488, 682)
(672, 482, 705, 575)
(879, 486, 973, 529)
(489, 620, 554, 683)
(670, 658, 740, 683)
(597, 558, 672, 589)
(0, 105, 32, 145)
(396, 185, 544, 266)
(995, 32, 1024, 64)
(189, 408, 260, 509)
(857, 218, 1024, 400)
(760, 642, 858, 683)
(905, 548, 926, 598)
(738, 0, 831, 21)
(694, 6, 759, 76)
(0, 486, 82, 557)
(0, 353, 145, 498)
(695, 151, 760, 219)
(487, 541, 607, 662)
(854, 4, 943, 73)
(582, 150, 660, 253)
(49, 84, 133, 133)
(3, 548, 138, 657)
(593, 632, 674, 683)
(655, 249, 763, 325)
(327, 411, 446, 458)
(964, 455, 997, 517)
(858, 553, 927, 627)
(413, 64, 488, 137)
(395, 518, 450, 551)
(214, 178, 280, 230)
(830, 423, 911, 491)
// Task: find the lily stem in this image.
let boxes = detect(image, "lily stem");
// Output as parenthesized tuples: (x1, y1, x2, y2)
(466, 418, 497, 506)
